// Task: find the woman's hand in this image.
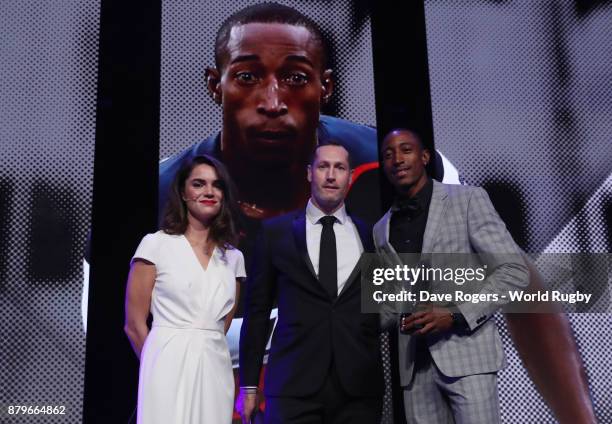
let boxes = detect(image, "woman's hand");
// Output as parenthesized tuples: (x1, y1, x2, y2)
(224, 280, 241, 334)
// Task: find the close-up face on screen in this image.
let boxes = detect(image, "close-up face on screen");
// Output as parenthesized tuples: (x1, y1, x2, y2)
(1, 1, 610, 423)
(157, 0, 380, 218)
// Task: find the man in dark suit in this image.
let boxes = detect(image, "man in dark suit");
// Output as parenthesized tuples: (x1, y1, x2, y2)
(237, 142, 383, 423)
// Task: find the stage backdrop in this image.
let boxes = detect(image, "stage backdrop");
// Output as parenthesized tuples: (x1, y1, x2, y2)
(0, 1, 100, 423)
(158, 1, 611, 423)
(9, 1, 609, 423)
(425, 0, 611, 422)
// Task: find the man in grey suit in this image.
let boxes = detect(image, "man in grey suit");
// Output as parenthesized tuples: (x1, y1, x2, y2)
(373, 129, 529, 424)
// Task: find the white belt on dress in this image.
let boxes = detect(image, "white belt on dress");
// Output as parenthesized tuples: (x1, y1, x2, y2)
(152, 324, 223, 333)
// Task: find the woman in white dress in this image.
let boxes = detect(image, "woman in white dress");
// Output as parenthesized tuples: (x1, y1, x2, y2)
(124, 155, 244, 424)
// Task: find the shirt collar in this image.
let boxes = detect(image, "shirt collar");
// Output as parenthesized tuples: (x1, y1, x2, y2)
(306, 198, 348, 225)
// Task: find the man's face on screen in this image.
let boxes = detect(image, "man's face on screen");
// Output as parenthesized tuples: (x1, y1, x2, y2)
(212, 23, 332, 166)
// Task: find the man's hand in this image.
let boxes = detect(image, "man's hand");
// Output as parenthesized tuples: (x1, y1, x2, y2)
(235, 389, 257, 424)
(401, 304, 454, 335)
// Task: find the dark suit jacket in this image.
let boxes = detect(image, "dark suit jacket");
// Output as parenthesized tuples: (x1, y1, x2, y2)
(239, 209, 384, 398)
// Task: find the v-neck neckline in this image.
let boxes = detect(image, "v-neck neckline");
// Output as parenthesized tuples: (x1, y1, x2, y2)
(182, 234, 216, 273)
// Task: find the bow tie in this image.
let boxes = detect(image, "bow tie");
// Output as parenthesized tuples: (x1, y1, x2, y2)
(394, 198, 421, 216)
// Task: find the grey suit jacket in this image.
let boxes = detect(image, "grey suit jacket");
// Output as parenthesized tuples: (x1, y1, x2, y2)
(373, 181, 528, 385)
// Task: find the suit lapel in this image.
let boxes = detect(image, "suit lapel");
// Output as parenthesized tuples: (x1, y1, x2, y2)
(292, 210, 319, 282)
(379, 209, 403, 264)
(421, 180, 448, 253)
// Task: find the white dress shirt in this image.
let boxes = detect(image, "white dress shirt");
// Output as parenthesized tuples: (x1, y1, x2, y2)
(305, 199, 363, 295)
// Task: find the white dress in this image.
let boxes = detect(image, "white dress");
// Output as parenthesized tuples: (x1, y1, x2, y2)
(133, 231, 245, 424)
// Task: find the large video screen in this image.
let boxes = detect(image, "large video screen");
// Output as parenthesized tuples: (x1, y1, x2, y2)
(0, 1, 100, 422)
(425, 1, 611, 422)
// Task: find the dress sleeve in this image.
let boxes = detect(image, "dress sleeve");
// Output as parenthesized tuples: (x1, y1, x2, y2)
(232, 248, 246, 280)
(131, 233, 159, 265)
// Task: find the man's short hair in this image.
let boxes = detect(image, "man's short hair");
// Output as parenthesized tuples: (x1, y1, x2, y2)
(310, 141, 353, 169)
(382, 128, 427, 152)
(215, 2, 329, 71)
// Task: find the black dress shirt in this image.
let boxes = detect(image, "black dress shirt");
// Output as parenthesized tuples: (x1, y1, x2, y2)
(390, 178, 468, 330)
(389, 178, 433, 255)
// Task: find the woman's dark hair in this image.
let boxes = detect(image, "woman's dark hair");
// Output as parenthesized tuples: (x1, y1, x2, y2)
(161, 155, 240, 250)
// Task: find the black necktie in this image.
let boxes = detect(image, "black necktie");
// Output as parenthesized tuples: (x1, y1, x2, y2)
(319, 215, 337, 299)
